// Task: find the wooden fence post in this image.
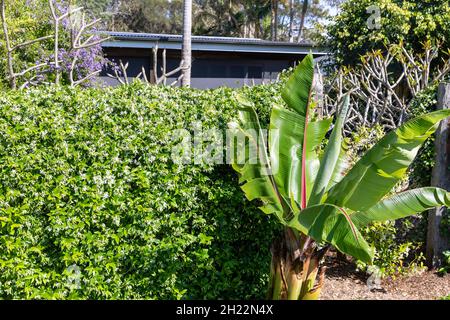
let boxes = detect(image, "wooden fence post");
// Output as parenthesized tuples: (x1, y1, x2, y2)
(426, 82, 450, 268)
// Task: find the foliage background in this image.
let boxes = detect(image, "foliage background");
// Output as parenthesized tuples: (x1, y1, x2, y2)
(75, 0, 341, 41)
(1, 0, 447, 297)
(326, 0, 450, 66)
(0, 82, 285, 299)
(1, 79, 441, 298)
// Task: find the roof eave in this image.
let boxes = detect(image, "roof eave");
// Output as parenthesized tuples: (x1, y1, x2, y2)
(101, 32, 329, 55)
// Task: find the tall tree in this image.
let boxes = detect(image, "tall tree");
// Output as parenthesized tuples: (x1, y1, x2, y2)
(297, 0, 308, 42)
(288, 0, 295, 42)
(271, 0, 278, 41)
(181, 0, 192, 87)
(107, 0, 183, 34)
(96, 0, 341, 43)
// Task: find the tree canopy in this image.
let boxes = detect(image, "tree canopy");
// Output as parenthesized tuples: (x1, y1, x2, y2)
(326, 0, 450, 66)
(76, 0, 342, 42)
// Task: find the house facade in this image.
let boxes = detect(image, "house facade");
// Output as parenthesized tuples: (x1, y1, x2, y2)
(100, 32, 329, 89)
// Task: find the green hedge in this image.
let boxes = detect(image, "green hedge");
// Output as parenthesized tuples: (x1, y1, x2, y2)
(0, 82, 283, 299)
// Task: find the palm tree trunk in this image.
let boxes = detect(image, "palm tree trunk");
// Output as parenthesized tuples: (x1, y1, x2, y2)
(181, 0, 192, 87)
(288, 0, 295, 42)
(297, 0, 308, 42)
(267, 227, 328, 300)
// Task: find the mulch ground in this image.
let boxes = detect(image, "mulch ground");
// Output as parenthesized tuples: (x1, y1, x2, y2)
(320, 257, 450, 300)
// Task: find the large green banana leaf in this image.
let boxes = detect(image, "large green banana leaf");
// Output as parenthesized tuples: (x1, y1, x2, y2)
(269, 105, 331, 208)
(351, 187, 450, 227)
(304, 118, 333, 201)
(308, 95, 350, 206)
(232, 61, 321, 220)
(272, 53, 333, 209)
(326, 141, 351, 192)
(230, 94, 286, 220)
(267, 53, 313, 210)
(325, 109, 450, 211)
(281, 53, 314, 116)
(231, 54, 450, 265)
(287, 204, 374, 263)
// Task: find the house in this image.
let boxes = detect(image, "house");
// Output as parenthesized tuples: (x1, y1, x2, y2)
(100, 32, 329, 89)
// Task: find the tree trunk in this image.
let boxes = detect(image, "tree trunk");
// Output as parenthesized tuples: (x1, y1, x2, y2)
(181, 0, 192, 87)
(267, 228, 328, 300)
(0, 0, 16, 89)
(427, 83, 450, 268)
(288, 0, 295, 43)
(270, 0, 278, 41)
(298, 0, 308, 42)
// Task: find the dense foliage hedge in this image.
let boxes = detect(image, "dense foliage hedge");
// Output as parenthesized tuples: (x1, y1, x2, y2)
(0, 82, 282, 299)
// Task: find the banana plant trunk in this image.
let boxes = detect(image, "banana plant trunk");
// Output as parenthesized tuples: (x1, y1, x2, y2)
(267, 227, 328, 300)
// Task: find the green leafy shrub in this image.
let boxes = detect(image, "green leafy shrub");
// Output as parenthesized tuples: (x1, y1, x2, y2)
(0, 82, 283, 299)
(356, 221, 425, 276)
(438, 251, 450, 275)
(326, 0, 450, 66)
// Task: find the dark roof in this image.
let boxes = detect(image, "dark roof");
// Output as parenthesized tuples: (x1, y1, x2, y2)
(101, 32, 329, 55)
(103, 31, 315, 46)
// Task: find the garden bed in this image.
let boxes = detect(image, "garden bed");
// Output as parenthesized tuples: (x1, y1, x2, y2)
(321, 258, 450, 300)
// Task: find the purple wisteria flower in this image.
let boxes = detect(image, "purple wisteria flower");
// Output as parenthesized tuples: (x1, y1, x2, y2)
(33, 0, 109, 87)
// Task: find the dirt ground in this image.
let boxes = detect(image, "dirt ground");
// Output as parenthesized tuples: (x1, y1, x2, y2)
(320, 258, 450, 300)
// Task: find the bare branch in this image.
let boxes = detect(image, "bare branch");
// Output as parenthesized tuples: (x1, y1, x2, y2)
(48, 0, 57, 20)
(170, 74, 184, 87)
(73, 36, 110, 50)
(72, 70, 101, 86)
(107, 70, 125, 85)
(73, 18, 103, 47)
(57, 6, 83, 21)
(13, 62, 49, 78)
(49, 0, 61, 85)
(69, 56, 78, 86)
(11, 35, 53, 51)
(152, 44, 158, 83)
(120, 60, 129, 85)
(141, 66, 149, 83)
(1, 0, 15, 88)
(157, 61, 188, 84)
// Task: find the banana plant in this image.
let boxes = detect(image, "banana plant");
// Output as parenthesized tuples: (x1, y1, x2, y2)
(229, 54, 450, 300)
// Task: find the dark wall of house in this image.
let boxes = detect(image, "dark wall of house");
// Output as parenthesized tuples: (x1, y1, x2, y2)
(100, 48, 304, 89)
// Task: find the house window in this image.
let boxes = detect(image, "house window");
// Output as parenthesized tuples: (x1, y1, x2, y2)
(230, 65, 246, 78)
(209, 65, 228, 78)
(103, 57, 150, 78)
(192, 62, 209, 77)
(247, 66, 263, 79)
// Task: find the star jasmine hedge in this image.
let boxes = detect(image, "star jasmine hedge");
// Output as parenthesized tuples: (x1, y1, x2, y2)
(0, 82, 282, 299)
